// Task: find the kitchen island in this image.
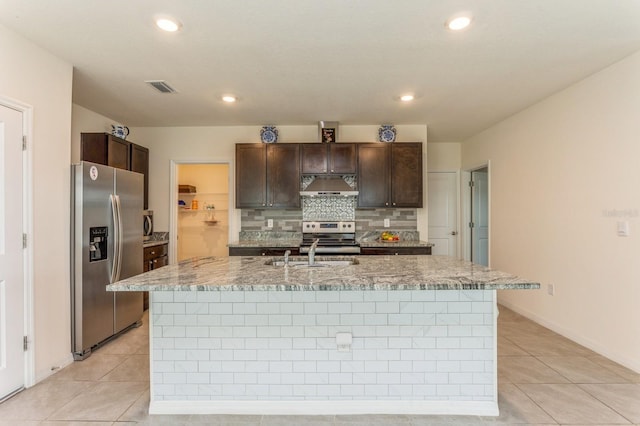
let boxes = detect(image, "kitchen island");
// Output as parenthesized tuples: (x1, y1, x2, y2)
(107, 255, 538, 416)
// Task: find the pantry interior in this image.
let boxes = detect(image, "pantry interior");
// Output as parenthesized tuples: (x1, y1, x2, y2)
(177, 164, 229, 260)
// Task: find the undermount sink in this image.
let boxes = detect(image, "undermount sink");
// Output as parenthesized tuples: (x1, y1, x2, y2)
(265, 256, 359, 268)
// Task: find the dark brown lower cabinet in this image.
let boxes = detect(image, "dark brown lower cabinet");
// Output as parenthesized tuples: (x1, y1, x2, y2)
(229, 247, 300, 256)
(143, 243, 168, 310)
(360, 246, 431, 255)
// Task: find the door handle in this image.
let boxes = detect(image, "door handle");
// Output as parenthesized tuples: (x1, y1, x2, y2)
(450, 231, 458, 236)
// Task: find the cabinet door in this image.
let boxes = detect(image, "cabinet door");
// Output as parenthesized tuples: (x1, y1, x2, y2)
(391, 143, 423, 207)
(236, 144, 267, 208)
(301, 144, 327, 174)
(268, 144, 300, 208)
(107, 135, 130, 170)
(81, 133, 108, 165)
(329, 143, 356, 174)
(357, 144, 389, 207)
(130, 143, 149, 209)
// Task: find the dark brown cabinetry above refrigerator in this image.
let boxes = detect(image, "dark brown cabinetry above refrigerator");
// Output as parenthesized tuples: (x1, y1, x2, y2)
(301, 143, 356, 175)
(81, 132, 150, 209)
(235, 143, 300, 209)
(357, 142, 423, 208)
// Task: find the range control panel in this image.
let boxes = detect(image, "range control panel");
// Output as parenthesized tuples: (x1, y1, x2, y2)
(302, 221, 356, 234)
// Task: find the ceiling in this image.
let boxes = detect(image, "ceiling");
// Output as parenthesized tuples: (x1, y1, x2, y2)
(1, 1, 640, 142)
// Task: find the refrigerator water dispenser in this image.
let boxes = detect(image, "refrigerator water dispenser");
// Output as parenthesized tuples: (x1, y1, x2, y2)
(89, 226, 108, 262)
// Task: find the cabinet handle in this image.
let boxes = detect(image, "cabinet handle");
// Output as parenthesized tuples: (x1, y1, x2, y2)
(269, 203, 273, 206)
(330, 169, 334, 173)
(262, 203, 266, 206)
(150, 251, 155, 255)
(393, 203, 396, 206)
(385, 202, 389, 206)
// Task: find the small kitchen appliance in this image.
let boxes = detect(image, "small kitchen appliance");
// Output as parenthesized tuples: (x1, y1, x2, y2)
(143, 210, 153, 241)
(300, 220, 360, 254)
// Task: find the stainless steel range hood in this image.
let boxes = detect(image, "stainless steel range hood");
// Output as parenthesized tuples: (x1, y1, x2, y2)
(300, 176, 358, 197)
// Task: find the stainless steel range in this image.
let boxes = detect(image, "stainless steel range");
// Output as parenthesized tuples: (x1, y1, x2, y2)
(300, 221, 360, 254)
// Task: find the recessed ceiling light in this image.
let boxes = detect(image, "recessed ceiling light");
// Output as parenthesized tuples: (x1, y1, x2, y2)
(222, 95, 237, 103)
(156, 17, 181, 32)
(446, 15, 472, 31)
(400, 94, 415, 102)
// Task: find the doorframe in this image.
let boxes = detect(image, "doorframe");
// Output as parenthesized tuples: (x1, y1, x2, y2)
(169, 159, 234, 264)
(426, 169, 461, 258)
(462, 162, 491, 266)
(0, 95, 35, 388)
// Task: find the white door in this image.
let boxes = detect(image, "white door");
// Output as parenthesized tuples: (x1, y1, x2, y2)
(0, 104, 25, 399)
(427, 172, 458, 256)
(471, 168, 489, 266)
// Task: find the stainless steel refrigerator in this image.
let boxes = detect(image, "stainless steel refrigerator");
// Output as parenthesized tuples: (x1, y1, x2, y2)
(71, 161, 143, 360)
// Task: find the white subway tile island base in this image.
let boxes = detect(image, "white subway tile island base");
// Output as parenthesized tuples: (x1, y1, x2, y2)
(107, 256, 538, 416)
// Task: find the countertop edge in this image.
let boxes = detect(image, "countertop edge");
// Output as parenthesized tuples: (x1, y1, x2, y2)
(109, 282, 540, 292)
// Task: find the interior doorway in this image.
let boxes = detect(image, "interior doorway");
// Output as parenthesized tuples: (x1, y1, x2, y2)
(427, 171, 459, 257)
(176, 163, 230, 260)
(0, 98, 34, 400)
(470, 167, 489, 266)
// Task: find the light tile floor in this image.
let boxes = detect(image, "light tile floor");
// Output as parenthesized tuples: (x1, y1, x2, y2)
(1, 306, 639, 425)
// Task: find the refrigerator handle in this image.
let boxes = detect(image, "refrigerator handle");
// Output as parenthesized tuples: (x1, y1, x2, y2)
(109, 194, 122, 283)
(115, 194, 124, 282)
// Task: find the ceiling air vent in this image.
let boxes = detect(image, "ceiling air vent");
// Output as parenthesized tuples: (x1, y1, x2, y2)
(145, 80, 177, 94)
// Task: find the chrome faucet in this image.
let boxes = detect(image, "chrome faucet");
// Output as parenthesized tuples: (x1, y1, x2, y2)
(283, 249, 291, 266)
(308, 238, 320, 266)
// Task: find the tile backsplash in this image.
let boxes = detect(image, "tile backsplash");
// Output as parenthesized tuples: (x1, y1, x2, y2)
(302, 196, 356, 221)
(241, 207, 417, 235)
(240, 175, 418, 236)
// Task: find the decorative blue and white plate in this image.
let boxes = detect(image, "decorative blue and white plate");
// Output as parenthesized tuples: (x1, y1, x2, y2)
(378, 124, 396, 143)
(260, 125, 279, 143)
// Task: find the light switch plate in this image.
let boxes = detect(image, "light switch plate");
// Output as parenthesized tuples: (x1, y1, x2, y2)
(617, 221, 629, 237)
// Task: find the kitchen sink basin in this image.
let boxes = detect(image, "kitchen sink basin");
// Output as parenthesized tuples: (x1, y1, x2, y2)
(265, 256, 359, 268)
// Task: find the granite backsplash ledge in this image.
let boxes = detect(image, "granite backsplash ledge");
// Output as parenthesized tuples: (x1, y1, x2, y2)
(238, 230, 302, 241)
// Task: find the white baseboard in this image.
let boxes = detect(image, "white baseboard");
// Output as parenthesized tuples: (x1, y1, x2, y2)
(34, 353, 74, 385)
(498, 300, 640, 374)
(149, 399, 499, 416)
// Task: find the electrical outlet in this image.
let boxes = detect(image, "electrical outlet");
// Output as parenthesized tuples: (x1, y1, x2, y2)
(547, 284, 554, 296)
(384, 218, 390, 228)
(267, 219, 273, 228)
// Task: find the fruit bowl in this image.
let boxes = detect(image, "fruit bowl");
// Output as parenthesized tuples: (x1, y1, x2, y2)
(379, 232, 400, 242)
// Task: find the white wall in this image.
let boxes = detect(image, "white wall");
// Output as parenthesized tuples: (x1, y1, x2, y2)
(129, 125, 428, 241)
(427, 142, 461, 171)
(0, 24, 73, 380)
(462, 50, 640, 372)
(71, 104, 119, 163)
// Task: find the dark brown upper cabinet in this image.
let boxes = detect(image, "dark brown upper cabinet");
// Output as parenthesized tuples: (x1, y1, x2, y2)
(357, 142, 423, 208)
(81, 132, 150, 209)
(130, 143, 149, 209)
(81, 133, 130, 170)
(235, 143, 301, 209)
(301, 143, 356, 175)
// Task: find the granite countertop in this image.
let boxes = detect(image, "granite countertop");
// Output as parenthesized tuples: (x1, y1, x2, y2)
(143, 240, 168, 248)
(227, 239, 303, 248)
(359, 240, 433, 248)
(107, 255, 539, 292)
